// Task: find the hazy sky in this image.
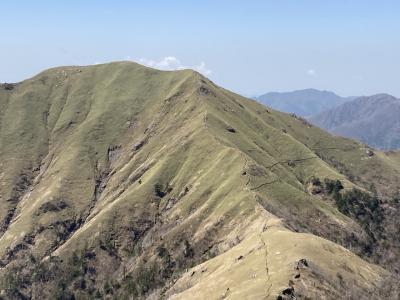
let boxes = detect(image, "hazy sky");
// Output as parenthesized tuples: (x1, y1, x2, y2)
(1, 1, 399, 97)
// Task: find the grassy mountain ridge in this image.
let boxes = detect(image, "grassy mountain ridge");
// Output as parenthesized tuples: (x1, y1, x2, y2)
(0, 62, 399, 299)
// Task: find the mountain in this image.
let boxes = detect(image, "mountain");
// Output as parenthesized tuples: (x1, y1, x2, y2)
(310, 94, 400, 150)
(0, 62, 399, 299)
(255, 89, 355, 117)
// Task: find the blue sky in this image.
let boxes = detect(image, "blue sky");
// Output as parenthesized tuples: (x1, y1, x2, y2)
(1, 1, 399, 96)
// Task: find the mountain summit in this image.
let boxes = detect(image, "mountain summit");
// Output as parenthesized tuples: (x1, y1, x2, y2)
(0, 62, 399, 299)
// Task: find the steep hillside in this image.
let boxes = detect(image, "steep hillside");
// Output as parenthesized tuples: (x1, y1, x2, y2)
(255, 89, 354, 117)
(0, 62, 399, 299)
(309, 94, 400, 150)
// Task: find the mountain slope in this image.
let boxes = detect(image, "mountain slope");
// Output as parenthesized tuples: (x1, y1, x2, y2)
(310, 94, 400, 150)
(255, 89, 354, 117)
(0, 62, 399, 299)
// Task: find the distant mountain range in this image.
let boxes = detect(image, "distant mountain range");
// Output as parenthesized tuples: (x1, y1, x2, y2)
(255, 88, 356, 117)
(310, 94, 400, 150)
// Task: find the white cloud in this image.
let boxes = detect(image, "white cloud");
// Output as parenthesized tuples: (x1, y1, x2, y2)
(307, 69, 316, 77)
(137, 56, 212, 76)
(194, 62, 212, 76)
